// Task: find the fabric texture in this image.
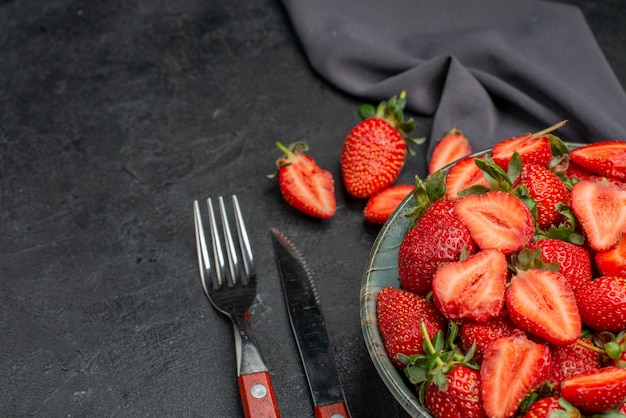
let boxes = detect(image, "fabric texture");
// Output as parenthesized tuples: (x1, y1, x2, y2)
(281, 0, 626, 154)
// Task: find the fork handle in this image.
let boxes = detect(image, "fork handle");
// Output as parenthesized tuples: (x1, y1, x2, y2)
(238, 371, 280, 418)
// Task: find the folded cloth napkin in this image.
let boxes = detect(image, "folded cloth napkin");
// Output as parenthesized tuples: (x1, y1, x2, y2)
(282, 0, 626, 155)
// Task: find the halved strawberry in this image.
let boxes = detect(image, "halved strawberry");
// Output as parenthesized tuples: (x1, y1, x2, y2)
(270, 141, 336, 218)
(505, 268, 581, 346)
(480, 334, 551, 418)
(570, 180, 626, 251)
(454, 191, 534, 254)
(363, 184, 414, 224)
(595, 234, 626, 277)
(569, 140, 626, 180)
(561, 366, 626, 413)
(376, 286, 446, 369)
(428, 128, 473, 174)
(432, 248, 507, 322)
(444, 156, 490, 200)
(575, 275, 626, 333)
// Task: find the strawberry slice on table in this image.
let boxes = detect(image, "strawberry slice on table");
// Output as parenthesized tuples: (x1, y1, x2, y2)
(569, 140, 626, 180)
(432, 248, 508, 322)
(376, 286, 446, 369)
(575, 275, 626, 333)
(570, 179, 626, 251)
(341, 91, 424, 198)
(428, 128, 473, 174)
(444, 156, 490, 200)
(454, 190, 534, 254)
(506, 268, 581, 346)
(480, 334, 551, 418)
(363, 184, 414, 225)
(270, 141, 336, 219)
(595, 234, 626, 277)
(560, 366, 626, 414)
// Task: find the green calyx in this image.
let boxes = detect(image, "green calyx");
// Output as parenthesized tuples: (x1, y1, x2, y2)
(266, 141, 309, 179)
(404, 170, 447, 228)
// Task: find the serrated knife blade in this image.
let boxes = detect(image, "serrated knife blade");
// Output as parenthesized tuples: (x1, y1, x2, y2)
(271, 228, 351, 418)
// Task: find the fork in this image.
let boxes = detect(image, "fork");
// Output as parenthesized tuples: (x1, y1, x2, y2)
(193, 195, 280, 418)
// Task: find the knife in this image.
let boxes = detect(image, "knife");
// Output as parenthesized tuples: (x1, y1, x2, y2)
(271, 228, 351, 418)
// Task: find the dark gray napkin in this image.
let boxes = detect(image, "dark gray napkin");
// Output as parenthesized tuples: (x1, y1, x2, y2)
(281, 0, 626, 155)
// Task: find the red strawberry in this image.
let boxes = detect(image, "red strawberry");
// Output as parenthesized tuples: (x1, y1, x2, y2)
(575, 275, 626, 332)
(522, 396, 581, 418)
(491, 121, 567, 170)
(570, 180, 626, 251)
(459, 313, 520, 364)
(428, 128, 473, 174)
(480, 334, 551, 418)
(341, 91, 423, 198)
(376, 286, 446, 368)
(444, 156, 490, 200)
(566, 159, 597, 181)
(547, 340, 602, 391)
(506, 268, 581, 346)
(271, 141, 336, 218)
(398, 199, 476, 295)
(454, 190, 534, 254)
(425, 365, 487, 418)
(363, 184, 414, 224)
(595, 234, 626, 277)
(561, 366, 626, 413)
(529, 239, 592, 292)
(514, 164, 570, 230)
(432, 248, 508, 322)
(569, 140, 626, 181)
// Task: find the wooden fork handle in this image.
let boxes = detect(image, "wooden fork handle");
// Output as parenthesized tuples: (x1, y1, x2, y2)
(238, 371, 280, 418)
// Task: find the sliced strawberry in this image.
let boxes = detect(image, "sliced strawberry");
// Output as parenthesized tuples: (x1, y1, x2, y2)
(459, 312, 520, 364)
(569, 140, 626, 180)
(363, 184, 414, 224)
(575, 276, 626, 333)
(561, 366, 626, 413)
(428, 128, 473, 174)
(444, 156, 490, 199)
(454, 191, 534, 254)
(432, 248, 507, 322)
(506, 268, 581, 346)
(272, 141, 336, 219)
(595, 234, 626, 277)
(570, 180, 626, 251)
(481, 334, 551, 418)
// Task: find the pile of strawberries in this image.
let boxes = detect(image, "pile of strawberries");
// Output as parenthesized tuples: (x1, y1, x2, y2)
(376, 123, 626, 417)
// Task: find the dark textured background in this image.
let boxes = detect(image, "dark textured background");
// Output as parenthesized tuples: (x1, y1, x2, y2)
(1, 1, 625, 417)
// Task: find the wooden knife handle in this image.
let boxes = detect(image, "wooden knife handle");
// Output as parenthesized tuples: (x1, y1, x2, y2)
(315, 401, 350, 418)
(238, 371, 280, 418)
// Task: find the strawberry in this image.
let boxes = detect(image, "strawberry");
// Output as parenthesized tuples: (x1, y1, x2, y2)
(575, 275, 626, 333)
(341, 91, 423, 198)
(528, 239, 592, 292)
(376, 286, 446, 368)
(513, 163, 570, 230)
(480, 334, 551, 418)
(595, 234, 626, 277)
(491, 120, 567, 170)
(270, 141, 336, 219)
(425, 365, 487, 418)
(505, 268, 581, 346)
(432, 248, 508, 322)
(569, 140, 626, 181)
(398, 199, 476, 295)
(428, 128, 473, 174)
(560, 366, 626, 413)
(570, 179, 626, 251)
(522, 396, 581, 418)
(459, 313, 520, 364)
(444, 156, 490, 200)
(363, 184, 414, 224)
(547, 340, 602, 391)
(454, 190, 534, 254)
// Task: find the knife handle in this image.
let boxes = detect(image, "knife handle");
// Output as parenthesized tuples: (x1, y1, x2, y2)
(238, 371, 280, 418)
(315, 401, 350, 418)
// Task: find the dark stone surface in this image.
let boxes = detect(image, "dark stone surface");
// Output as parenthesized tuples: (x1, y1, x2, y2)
(1, 0, 624, 417)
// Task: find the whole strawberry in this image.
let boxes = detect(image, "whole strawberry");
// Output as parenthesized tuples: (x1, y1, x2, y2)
(425, 365, 487, 418)
(547, 339, 602, 391)
(575, 275, 626, 332)
(376, 286, 446, 369)
(459, 313, 520, 364)
(522, 396, 581, 418)
(341, 91, 423, 198)
(529, 239, 592, 292)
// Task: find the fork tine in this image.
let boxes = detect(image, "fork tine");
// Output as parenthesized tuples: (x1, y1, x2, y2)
(193, 200, 211, 297)
(217, 196, 241, 286)
(207, 197, 227, 287)
(232, 195, 255, 280)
